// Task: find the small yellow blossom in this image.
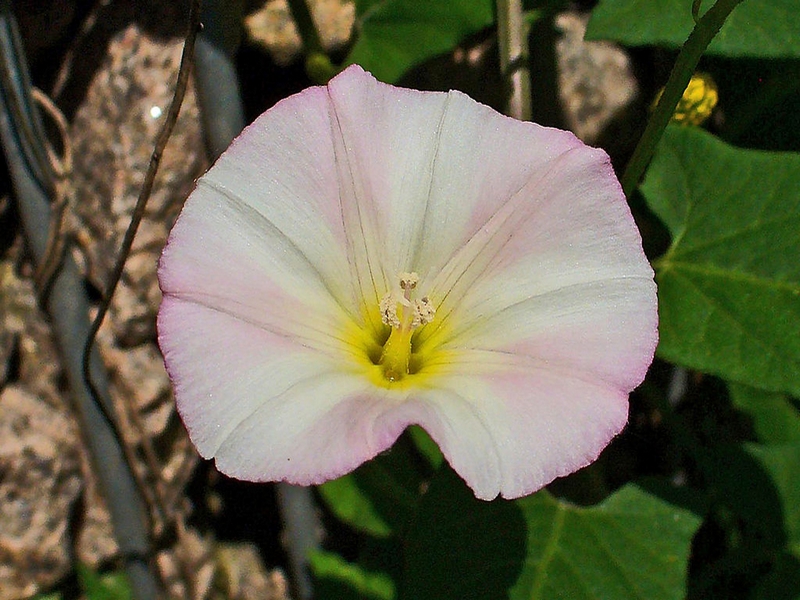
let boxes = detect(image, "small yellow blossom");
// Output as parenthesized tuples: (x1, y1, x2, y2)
(654, 72, 718, 126)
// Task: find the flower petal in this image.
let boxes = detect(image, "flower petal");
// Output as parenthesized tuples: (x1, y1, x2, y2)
(158, 79, 372, 466)
(431, 142, 652, 324)
(160, 181, 352, 350)
(324, 66, 451, 312)
(160, 296, 412, 481)
(417, 137, 657, 391)
(411, 364, 629, 500)
(216, 385, 411, 484)
(403, 90, 584, 285)
(159, 81, 357, 315)
(323, 67, 585, 296)
(460, 278, 657, 390)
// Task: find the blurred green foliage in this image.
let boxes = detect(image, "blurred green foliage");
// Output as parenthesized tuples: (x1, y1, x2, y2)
(586, 0, 800, 58)
(33, 565, 131, 600)
(344, 0, 494, 82)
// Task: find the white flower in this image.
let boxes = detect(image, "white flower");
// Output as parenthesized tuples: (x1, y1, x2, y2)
(157, 65, 657, 500)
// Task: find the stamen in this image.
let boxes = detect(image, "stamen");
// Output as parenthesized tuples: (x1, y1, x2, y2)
(377, 272, 436, 382)
(412, 296, 435, 328)
(379, 293, 401, 328)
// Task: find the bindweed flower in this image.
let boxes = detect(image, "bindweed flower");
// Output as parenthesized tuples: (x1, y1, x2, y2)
(157, 65, 657, 500)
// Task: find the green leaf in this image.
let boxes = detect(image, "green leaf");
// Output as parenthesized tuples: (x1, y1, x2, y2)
(750, 550, 800, 600)
(697, 444, 800, 598)
(586, 0, 800, 58)
(310, 551, 396, 600)
(403, 467, 701, 600)
(345, 0, 494, 83)
(407, 425, 443, 469)
(76, 564, 132, 600)
(729, 383, 800, 444)
(641, 125, 800, 396)
(511, 487, 701, 600)
(402, 467, 527, 600)
(318, 475, 393, 538)
(704, 444, 791, 548)
(318, 434, 427, 537)
(746, 444, 800, 548)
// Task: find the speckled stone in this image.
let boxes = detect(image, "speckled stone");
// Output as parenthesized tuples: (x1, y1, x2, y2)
(0, 257, 63, 413)
(69, 23, 206, 347)
(245, 0, 355, 65)
(216, 543, 292, 600)
(0, 386, 81, 599)
(66, 18, 207, 568)
(555, 10, 639, 145)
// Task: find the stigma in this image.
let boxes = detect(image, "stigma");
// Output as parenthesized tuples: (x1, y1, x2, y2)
(378, 272, 435, 381)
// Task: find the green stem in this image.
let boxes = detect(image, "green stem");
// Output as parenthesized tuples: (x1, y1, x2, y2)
(286, 0, 336, 83)
(621, 0, 745, 197)
(496, 0, 531, 120)
(286, 0, 324, 55)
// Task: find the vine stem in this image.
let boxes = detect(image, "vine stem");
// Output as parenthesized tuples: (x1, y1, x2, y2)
(621, 0, 745, 196)
(286, 0, 324, 56)
(0, 1, 206, 597)
(496, 0, 531, 121)
(82, 0, 201, 416)
(286, 0, 336, 82)
(78, 2, 202, 594)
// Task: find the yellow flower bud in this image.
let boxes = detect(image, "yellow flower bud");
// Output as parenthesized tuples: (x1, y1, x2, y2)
(654, 72, 719, 126)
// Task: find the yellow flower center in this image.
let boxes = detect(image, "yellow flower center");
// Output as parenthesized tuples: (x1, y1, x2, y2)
(344, 271, 449, 389)
(378, 272, 436, 382)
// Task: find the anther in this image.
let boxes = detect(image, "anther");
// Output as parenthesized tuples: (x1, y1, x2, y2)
(379, 293, 401, 328)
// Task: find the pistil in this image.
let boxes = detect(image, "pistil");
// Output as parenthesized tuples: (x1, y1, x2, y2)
(378, 272, 435, 381)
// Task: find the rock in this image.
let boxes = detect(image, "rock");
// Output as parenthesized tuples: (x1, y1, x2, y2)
(245, 0, 354, 66)
(0, 386, 82, 599)
(0, 256, 62, 413)
(555, 10, 639, 147)
(216, 543, 292, 600)
(65, 17, 205, 565)
(69, 22, 206, 347)
(0, 8, 207, 581)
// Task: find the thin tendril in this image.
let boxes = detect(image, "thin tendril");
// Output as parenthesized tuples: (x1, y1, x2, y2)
(80, 1, 203, 567)
(82, 0, 201, 406)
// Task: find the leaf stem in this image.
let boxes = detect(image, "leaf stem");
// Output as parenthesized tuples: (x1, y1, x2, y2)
(286, 0, 336, 83)
(496, 0, 531, 120)
(621, 0, 745, 197)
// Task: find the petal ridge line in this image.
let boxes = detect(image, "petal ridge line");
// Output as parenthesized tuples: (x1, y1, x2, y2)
(425, 146, 590, 336)
(410, 91, 453, 270)
(438, 274, 655, 345)
(215, 367, 359, 459)
(445, 348, 635, 393)
(195, 177, 358, 321)
(165, 292, 357, 358)
(327, 87, 387, 330)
